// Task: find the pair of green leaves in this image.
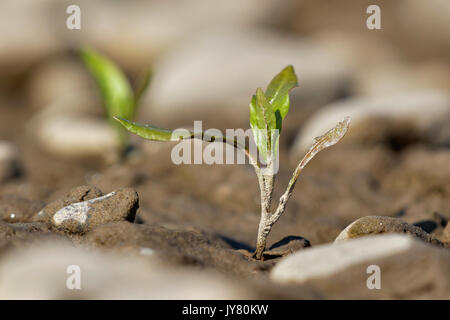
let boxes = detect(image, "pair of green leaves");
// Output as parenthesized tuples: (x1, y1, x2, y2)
(249, 65, 298, 162)
(80, 47, 151, 147)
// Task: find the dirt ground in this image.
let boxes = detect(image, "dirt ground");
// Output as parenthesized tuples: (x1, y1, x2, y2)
(1, 90, 449, 299)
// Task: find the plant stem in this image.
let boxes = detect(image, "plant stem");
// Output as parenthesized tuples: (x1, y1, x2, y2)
(254, 163, 304, 259)
(253, 141, 317, 259)
(253, 140, 325, 259)
(252, 117, 351, 260)
(253, 159, 275, 260)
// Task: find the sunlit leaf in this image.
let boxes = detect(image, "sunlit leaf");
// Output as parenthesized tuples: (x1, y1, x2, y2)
(256, 88, 276, 132)
(249, 66, 298, 163)
(250, 89, 276, 162)
(265, 65, 298, 122)
(249, 94, 268, 161)
(113, 117, 185, 141)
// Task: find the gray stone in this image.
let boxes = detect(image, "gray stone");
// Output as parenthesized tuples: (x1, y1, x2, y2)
(50, 188, 138, 233)
(30, 113, 120, 159)
(0, 242, 257, 299)
(335, 216, 444, 247)
(271, 234, 450, 299)
(354, 63, 450, 97)
(34, 185, 103, 224)
(292, 91, 450, 155)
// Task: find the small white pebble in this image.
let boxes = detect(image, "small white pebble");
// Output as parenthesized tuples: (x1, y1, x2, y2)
(9, 213, 15, 219)
(53, 192, 116, 226)
(139, 248, 155, 256)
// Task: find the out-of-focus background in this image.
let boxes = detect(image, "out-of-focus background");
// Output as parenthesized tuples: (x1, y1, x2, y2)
(0, 0, 449, 299)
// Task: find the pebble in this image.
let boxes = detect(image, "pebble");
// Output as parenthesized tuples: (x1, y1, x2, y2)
(50, 188, 138, 233)
(354, 62, 450, 97)
(271, 235, 414, 284)
(139, 247, 156, 256)
(0, 242, 256, 299)
(34, 185, 103, 224)
(30, 113, 120, 159)
(270, 234, 450, 298)
(335, 216, 444, 246)
(292, 91, 450, 155)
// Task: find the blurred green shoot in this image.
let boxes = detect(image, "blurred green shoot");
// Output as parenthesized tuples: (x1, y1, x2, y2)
(80, 47, 151, 151)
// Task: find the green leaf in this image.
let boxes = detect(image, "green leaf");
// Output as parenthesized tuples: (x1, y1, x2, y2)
(81, 47, 135, 120)
(249, 95, 262, 130)
(249, 66, 298, 162)
(265, 65, 298, 122)
(256, 88, 277, 131)
(249, 89, 276, 162)
(114, 117, 191, 142)
(249, 94, 267, 161)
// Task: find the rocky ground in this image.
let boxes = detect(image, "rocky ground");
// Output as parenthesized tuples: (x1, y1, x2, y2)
(1, 103, 449, 298)
(0, 0, 449, 299)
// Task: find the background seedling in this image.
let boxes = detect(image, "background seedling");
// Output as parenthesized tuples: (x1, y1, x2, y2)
(80, 47, 151, 153)
(114, 66, 350, 260)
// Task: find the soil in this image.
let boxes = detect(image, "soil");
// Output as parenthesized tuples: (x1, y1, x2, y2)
(0, 88, 449, 299)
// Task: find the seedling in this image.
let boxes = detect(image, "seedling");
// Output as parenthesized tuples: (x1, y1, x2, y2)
(80, 47, 151, 151)
(114, 66, 350, 260)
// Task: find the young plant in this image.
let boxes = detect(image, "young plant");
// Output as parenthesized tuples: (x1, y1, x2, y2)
(80, 47, 151, 151)
(114, 65, 350, 260)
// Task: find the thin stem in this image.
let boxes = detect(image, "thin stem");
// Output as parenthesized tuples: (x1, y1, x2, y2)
(191, 132, 261, 171)
(196, 132, 272, 260)
(252, 117, 351, 260)
(253, 158, 275, 260)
